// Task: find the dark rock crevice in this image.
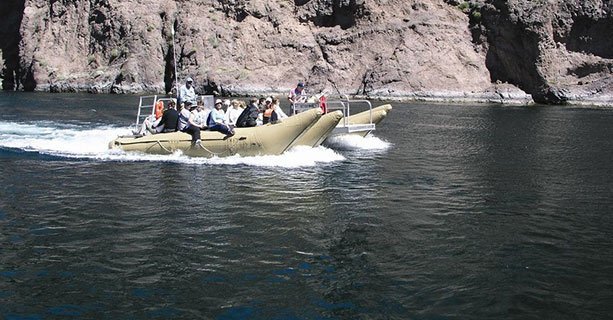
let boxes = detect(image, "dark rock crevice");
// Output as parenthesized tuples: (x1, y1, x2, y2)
(0, 0, 26, 90)
(298, 0, 368, 30)
(565, 16, 613, 59)
(218, 0, 250, 22)
(89, 0, 115, 62)
(482, 4, 543, 92)
(162, 14, 178, 94)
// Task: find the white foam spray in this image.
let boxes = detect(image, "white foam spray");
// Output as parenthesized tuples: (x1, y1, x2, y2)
(323, 134, 392, 151)
(0, 121, 347, 167)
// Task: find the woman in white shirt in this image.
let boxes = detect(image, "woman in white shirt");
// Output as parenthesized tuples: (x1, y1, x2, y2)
(272, 97, 288, 119)
(224, 99, 244, 127)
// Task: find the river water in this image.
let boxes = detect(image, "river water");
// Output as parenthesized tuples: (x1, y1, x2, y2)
(1, 92, 612, 319)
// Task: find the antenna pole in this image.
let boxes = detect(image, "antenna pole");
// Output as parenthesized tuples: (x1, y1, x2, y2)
(172, 25, 179, 98)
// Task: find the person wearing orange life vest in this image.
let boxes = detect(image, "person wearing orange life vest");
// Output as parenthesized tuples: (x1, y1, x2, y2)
(154, 100, 164, 119)
(142, 99, 166, 134)
(153, 99, 179, 133)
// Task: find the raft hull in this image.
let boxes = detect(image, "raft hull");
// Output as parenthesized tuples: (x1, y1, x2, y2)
(289, 110, 344, 148)
(109, 108, 322, 157)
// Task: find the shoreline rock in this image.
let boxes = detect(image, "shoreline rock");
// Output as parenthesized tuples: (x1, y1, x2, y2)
(11, 78, 613, 107)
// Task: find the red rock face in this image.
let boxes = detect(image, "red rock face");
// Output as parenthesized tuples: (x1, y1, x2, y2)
(1, 0, 611, 105)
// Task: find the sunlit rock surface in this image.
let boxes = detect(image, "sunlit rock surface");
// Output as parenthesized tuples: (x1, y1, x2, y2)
(0, 0, 611, 105)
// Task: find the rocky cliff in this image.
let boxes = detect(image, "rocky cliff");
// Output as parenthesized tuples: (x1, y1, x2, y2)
(0, 0, 612, 105)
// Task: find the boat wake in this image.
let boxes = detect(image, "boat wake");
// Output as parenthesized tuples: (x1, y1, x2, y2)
(0, 120, 346, 167)
(323, 134, 392, 151)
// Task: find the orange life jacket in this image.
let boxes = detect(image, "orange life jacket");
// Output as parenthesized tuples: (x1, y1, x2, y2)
(154, 100, 164, 119)
(263, 108, 274, 118)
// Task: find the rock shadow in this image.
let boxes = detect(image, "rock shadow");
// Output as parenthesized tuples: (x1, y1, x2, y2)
(0, 0, 26, 90)
(565, 16, 613, 59)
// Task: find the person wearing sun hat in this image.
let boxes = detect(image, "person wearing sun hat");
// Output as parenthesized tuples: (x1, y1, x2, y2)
(177, 98, 206, 145)
(207, 99, 235, 136)
(178, 77, 197, 107)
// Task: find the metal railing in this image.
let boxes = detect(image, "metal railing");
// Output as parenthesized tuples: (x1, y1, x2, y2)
(292, 95, 375, 134)
(133, 95, 158, 134)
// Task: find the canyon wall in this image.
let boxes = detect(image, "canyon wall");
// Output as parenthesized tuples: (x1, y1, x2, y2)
(0, 0, 612, 105)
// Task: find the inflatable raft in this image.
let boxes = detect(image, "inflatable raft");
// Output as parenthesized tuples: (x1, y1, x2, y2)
(109, 107, 323, 157)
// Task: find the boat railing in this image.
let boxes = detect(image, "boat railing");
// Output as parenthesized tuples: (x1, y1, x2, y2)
(292, 96, 375, 134)
(133, 95, 158, 134)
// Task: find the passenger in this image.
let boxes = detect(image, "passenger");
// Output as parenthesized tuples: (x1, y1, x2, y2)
(258, 97, 267, 110)
(207, 99, 235, 136)
(154, 99, 165, 119)
(178, 77, 197, 107)
(178, 101, 205, 145)
(235, 98, 260, 128)
(254, 98, 266, 126)
(192, 98, 211, 129)
(272, 97, 288, 120)
(264, 96, 273, 109)
(224, 99, 243, 127)
(262, 97, 278, 125)
(153, 99, 179, 133)
(238, 100, 247, 109)
(288, 81, 307, 114)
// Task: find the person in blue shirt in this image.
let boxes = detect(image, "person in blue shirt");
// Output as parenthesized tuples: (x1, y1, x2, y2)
(207, 99, 235, 136)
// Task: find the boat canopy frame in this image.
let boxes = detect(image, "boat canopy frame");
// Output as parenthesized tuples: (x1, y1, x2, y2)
(292, 95, 375, 135)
